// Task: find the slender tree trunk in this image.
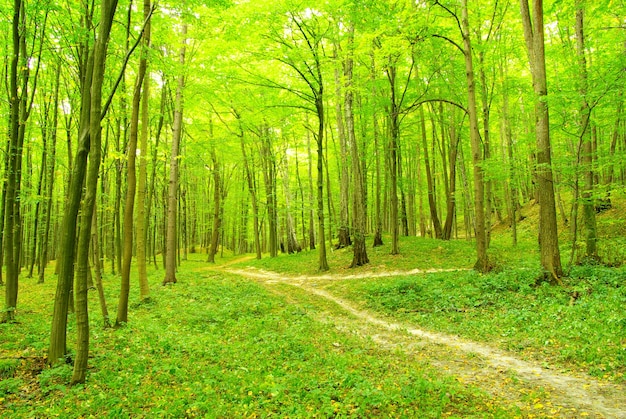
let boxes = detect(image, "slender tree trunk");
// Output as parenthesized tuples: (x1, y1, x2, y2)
(388, 65, 400, 255)
(576, 3, 597, 260)
(316, 94, 329, 271)
(461, 0, 490, 272)
(521, 0, 563, 280)
(344, 25, 368, 266)
(3, 0, 23, 322)
(91, 205, 110, 328)
(39, 60, 61, 283)
(421, 107, 443, 239)
(307, 125, 316, 250)
(334, 49, 351, 249)
(136, 0, 151, 300)
(240, 131, 262, 259)
(442, 109, 459, 240)
(72, 2, 116, 380)
(163, 24, 187, 285)
(117, 20, 148, 325)
(371, 50, 384, 247)
(260, 129, 278, 257)
(207, 150, 221, 263)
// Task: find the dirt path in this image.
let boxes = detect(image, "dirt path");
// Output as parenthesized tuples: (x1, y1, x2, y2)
(221, 266, 626, 418)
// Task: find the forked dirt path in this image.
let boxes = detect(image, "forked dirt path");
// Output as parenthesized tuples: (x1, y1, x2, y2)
(210, 265, 626, 418)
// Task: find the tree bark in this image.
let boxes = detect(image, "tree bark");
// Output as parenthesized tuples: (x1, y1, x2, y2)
(71, 0, 118, 384)
(461, 0, 490, 272)
(520, 0, 563, 280)
(344, 25, 369, 267)
(333, 47, 351, 249)
(163, 24, 187, 285)
(421, 107, 443, 239)
(117, 11, 149, 324)
(207, 149, 221, 263)
(136, 0, 152, 300)
(575, 3, 597, 260)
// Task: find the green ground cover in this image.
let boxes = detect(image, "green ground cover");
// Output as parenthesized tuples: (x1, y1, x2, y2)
(1, 263, 513, 418)
(234, 235, 626, 383)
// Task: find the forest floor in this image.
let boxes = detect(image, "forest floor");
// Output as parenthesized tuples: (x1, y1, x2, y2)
(217, 263, 626, 419)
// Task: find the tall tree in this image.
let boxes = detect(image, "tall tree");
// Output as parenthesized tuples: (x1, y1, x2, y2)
(575, 1, 597, 260)
(520, 0, 563, 280)
(163, 23, 188, 285)
(135, 0, 153, 300)
(118, 0, 152, 324)
(3, 0, 24, 321)
(343, 22, 368, 267)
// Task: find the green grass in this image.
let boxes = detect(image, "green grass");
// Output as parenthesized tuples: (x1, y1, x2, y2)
(0, 262, 514, 418)
(234, 227, 626, 384)
(326, 264, 626, 382)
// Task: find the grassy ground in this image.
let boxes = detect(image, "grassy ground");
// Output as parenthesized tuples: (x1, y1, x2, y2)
(230, 200, 626, 384)
(1, 260, 515, 418)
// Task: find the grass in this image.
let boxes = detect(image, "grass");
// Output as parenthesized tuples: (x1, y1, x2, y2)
(1, 259, 515, 418)
(327, 264, 626, 382)
(230, 198, 626, 384)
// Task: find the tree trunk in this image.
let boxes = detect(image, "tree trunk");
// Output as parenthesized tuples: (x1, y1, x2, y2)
(207, 150, 221, 263)
(91, 205, 110, 328)
(117, 20, 148, 324)
(136, 0, 152, 300)
(371, 50, 384, 247)
(575, 4, 597, 260)
(421, 107, 443, 239)
(260, 128, 278, 257)
(520, 0, 563, 280)
(39, 60, 61, 283)
(163, 24, 187, 285)
(316, 93, 329, 271)
(3, 0, 23, 322)
(442, 109, 459, 240)
(240, 130, 262, 259)
(461, 0, 490, 272)
(307, 124, 316, 250)
(71, 0, 118, 384)
(387, 64, 400, 255)
(344, 25, 369, 267)
(333, 49, 351, 249)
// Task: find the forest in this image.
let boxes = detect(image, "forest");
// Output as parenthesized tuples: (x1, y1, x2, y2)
(1, 0, 626, 417)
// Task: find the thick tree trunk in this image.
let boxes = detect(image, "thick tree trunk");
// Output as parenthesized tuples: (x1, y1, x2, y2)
(163, 24, 187, 285)
(521, 0, 563, 280)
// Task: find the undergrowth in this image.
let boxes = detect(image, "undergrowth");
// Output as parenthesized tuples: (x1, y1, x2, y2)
(328, 263, 626, 383)
(0, 265, 513, 418)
